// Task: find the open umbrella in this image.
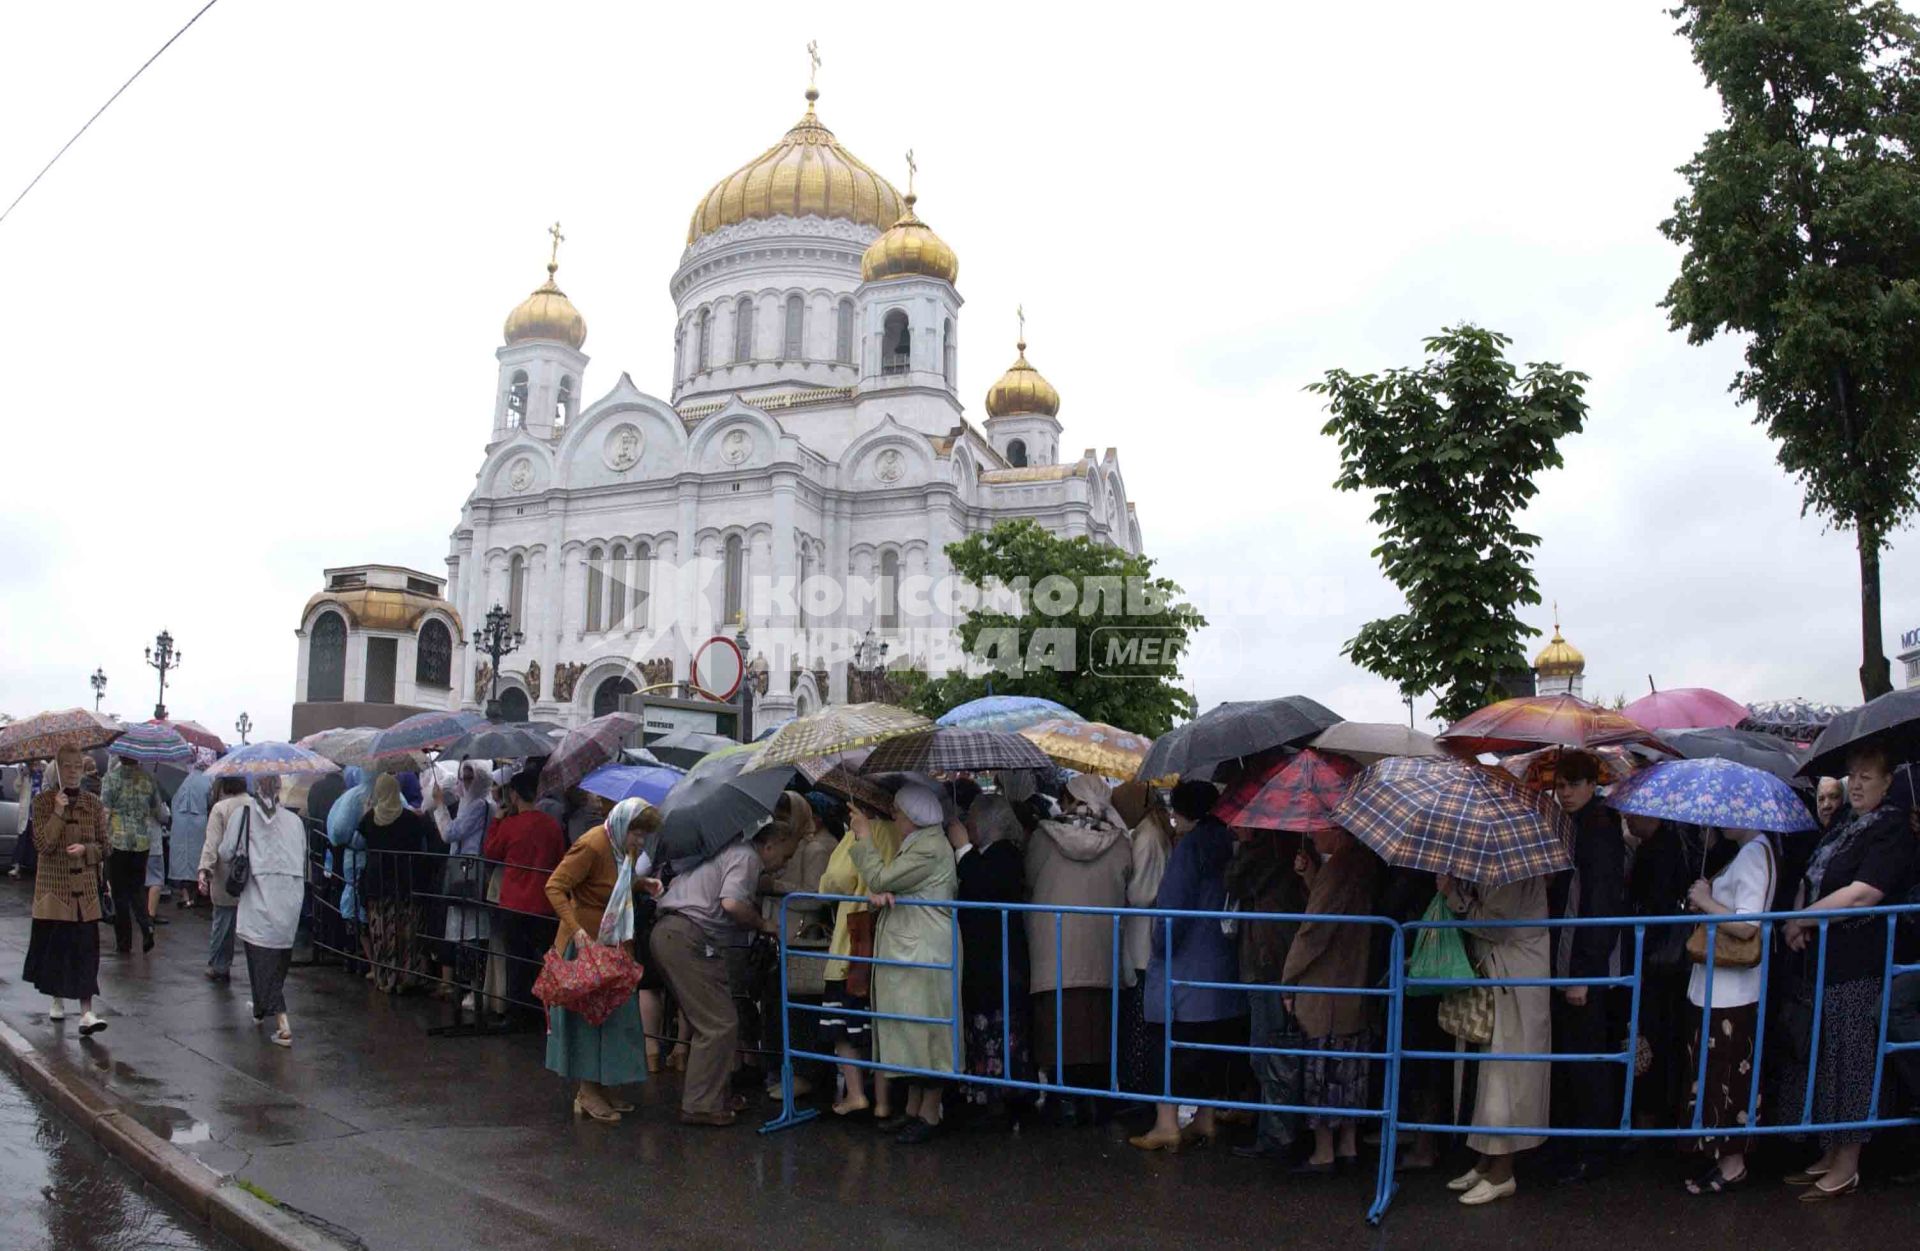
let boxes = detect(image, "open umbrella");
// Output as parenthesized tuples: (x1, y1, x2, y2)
(539, 712, 645, 796)
(577, 762, 684, 807)
(1500, 744, 1638, 789)
(1798, 687, 1920, 779)
(1021, 718, 1157, 781)
(294, 726, 430, 772)
(207, 741, 340, 778)
(1137, 696, 1343, 782)
(811, 763, 898, 815)
(109, 721, 195, 766)
(1332, 755, 1574, 887)
(1307, 721, 1441, 765)
(1215, 749, 1357, 833)
(369, 709, 489, 759)
(1660, 727, 1805, 784)
(1621, 687, 1747, 732)
(651, 767, 790, 867)
(860, 728, 1050, 775)
(747, 703, 932, 770)
(935, 695, 1083, 734)
(437, 721, 565, 762)
(1436, 694, 1669, 757)
(157, 719, 227, 754)
(0, 708, 125, 763)
(646, 729, 741, 769)
(1604, 758, 1816, 834)
(1740, 698, 1849, 744)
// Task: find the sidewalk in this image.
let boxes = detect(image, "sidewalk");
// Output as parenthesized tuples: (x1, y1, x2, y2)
(0, 880, 1913, 1250)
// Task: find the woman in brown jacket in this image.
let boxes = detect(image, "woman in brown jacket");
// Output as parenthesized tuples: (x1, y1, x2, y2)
(24, 748, 110, 1034)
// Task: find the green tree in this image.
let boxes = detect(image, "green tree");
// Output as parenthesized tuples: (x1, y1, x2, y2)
(1662, 0, 1920, 698)
(1310, 325, 1590, 723)
(903, 519, 1205, 737)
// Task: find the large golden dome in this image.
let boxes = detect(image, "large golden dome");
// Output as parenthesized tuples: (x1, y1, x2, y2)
(860, 194, 958, 284)
(1533, 622, 1586, 678)
(985, 337, 1061, 419)
(503, 262, 587, 350)
(688, 89, 906, 246)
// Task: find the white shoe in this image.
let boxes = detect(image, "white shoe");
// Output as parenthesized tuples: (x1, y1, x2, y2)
(78, 1012, 107, 1037)
(46, 999, 65, 1021)
(1460, 1177, 1517, 1206)
(459, 992, 476, 1012)
(1447, 1167, 1485, 1192)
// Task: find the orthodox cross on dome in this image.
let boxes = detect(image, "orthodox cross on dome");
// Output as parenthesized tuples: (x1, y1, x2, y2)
(904, 148, 917, 199)
(807, 40, 820, 88)
(546, 221, 565, 276)
(1017, 303, 1026, 351)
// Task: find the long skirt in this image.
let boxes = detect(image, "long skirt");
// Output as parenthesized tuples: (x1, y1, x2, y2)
(365, 898, 428, 994)
(1171, 1016, 1248, 1102)
(1686, 1002, 1758, 1158)
(1301, 1031, 1372, 1127)
(244, 942, 292, 1017)
(1118, 978, 1160, 1095)
(961, 1001, 1033, 1105)
(546, 996, 649, 1086)
(1031, 987, 1112, 1071)
(1775, 976, 1884, 1147)
(23, 919, 99, 1000)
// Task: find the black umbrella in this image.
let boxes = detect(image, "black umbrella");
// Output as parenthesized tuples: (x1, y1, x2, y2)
(650, 767, 788, 867)
(1137, 696, 1343, 782)
(1661, 727, 1807, 784)
(646, 729, 740, 769)
(436, 721, 565, 762)
(1798, 688, 1920, 779)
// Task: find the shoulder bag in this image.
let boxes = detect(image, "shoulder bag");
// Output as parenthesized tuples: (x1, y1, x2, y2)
(223, 807, 253, 898)
(1684, 840, 1773, 969)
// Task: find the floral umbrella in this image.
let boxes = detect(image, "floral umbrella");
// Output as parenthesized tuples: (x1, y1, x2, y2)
(207, 741, 340, 778)
(1332, 755, 1574, 887)
(1436, 694, 1671, 757)
(747, 703, 932, 770)
(539, 712, 645, 796)
(295, 726, 429, 773)
(369, 709, 489, 759)
(1603, 758, 1816, 834)
(1214, 749, 1357, 833)
(935, 695, 1083, 734)
(1021, 718, 1157, 782)
(108, 720, 196, 766)
(0, 708, 124, 763)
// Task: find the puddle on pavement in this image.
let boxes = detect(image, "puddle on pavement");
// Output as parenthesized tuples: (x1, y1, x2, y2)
(124, 1101, 214, 1146)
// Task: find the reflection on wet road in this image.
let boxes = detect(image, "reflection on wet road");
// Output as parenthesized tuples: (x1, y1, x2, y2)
(0, 1067, 230, 1251)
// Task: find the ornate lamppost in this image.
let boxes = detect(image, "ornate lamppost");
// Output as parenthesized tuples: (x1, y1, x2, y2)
(146, 630, 181, 721)
(471, 604, 523, 721)
(850, 623, 891, 703)
(234, 712, 253, 745)
(89, 668, 108, 712)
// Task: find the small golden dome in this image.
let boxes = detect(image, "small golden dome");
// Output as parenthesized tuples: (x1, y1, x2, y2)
(688, 89, 906, 246)
(860, 194, 958, 284)
(985, 338, 1061, 419)
(1533, 621, 1586, 678)
(503, 261, 587, 350)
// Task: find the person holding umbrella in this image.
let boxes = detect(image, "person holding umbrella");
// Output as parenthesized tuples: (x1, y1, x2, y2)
(101, 755, 167, 954)
(24, 748, 110, 1035)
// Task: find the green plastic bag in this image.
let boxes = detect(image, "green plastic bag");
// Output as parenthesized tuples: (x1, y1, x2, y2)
(1406, 893, 1476, 997)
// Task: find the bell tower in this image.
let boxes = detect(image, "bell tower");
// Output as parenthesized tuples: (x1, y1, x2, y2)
(494, 222, 589, 442)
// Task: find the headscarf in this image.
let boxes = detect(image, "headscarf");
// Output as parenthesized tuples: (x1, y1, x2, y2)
(997, 769, 1038, 805)
(1111, 780, 1155, 829)
(371, 773, 404, 826)
(444, 764, 492, 856)
(1065, 773, 1127, 833)
(328, 766, 371, 847)
(253, 774, 282, 816)
(396, 770, 423, 812)
(597, 797, 652, 946)
(967, 794, 1023, 847)
(894, 783, 946, 830)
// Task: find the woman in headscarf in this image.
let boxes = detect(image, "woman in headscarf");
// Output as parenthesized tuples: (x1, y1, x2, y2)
(219, 775, 307, 1047)
(956, 793, 1032, 1124)
(430, 762, 495, 1004)
(1025, 772, 1131, 1121)
(326, 766, 373, 973)
(357, 774, 435, 994)
(545, 797, 661, 1123)
(1113, 780, 1174, 1097)
(816, 791, 901, 1118)
(24, 749, 110, 1034)
(849, 782, 962, 1144)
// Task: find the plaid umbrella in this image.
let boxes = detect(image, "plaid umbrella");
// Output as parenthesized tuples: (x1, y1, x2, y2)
(1740, 698, 1850, 745)
(1604, 757, 1816, 835)
(1138, 696, 1343, 781)
(369, 709, 489, 759)
(1437, 694, 1669, 757)
(207, 741, 340, 778)
(1500, 745, 1638, 789)
(109, 720, 196, 765)
(1332, 755, 1574, 887)
(747, 703, 932, 770)
(935, 695, 1083, 734)
(0, 708, 125, 763)
(1021, 718, 1156, 781)
(539, 712, 645, 796)
(861, 728, 1050, 775)
(1621, 688, 1747, 732)
(1215, 749, 1357, 833)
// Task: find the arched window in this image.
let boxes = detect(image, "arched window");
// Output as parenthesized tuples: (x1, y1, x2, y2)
(507, 554, 526, 634)
(608, 543, 628, 628)
(835, 300, 854, 364)
(1007, 439, 1028, 468)
(307, 611, 347, 702)
(632, 542, 652, 628)
(784, 294, 805, 359)
(734, 296, 754, 362)
(585, 546, 604, 633)
(416, 619, 452, 688)
(879, 549, 900, 630)
(507, 371, 528, 428)
(674, 326, 685, 381)
(697, 308, 711, 371)
(498, 687, 530, 723)
(881, 310, 910, 375)
(942, 318, 955, 386)
(557, 376, 575, 428)
(723, 534, 744, 624)
(592, 675, 636, 719)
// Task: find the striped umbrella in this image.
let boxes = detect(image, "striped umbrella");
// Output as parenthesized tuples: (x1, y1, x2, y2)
(0, 708, 124, 763)
(747, 703, 932, 770)
(1215, 749, 1358, 833)
(861, 728, 1051, 775)
(936, 695, 1084, 734)
(208, 741, 340, 778)
(1020, 718, 1156, 781)
(1437, 694, 1670, 757)
(1333, 756, 1574, 886)
(108, 720, 196, 766)
(369, 709, 488, 759)
(539, 712, 645, 796)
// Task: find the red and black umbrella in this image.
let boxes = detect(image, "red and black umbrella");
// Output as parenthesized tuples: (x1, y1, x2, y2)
(1214, 748, 1357, 833)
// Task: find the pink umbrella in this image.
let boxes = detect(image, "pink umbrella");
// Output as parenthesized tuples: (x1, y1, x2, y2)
(1622, 687, 1746, 732)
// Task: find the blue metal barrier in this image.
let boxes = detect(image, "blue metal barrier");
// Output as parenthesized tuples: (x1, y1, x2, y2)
(760, 890, 1920, 1225)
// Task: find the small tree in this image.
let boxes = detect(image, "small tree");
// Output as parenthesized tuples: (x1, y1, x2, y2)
(1662, 0, 1920, 698)
(1310, 324, 1589, 723)
(905, 520, 1205, 737)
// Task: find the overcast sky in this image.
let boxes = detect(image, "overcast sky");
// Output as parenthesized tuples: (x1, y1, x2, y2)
(2, 1, 1914, 741)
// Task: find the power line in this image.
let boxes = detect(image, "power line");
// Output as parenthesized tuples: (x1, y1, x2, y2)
(0, 0, 221, 227)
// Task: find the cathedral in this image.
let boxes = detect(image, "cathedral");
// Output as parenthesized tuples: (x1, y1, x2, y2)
(298, 68, 1145, 732)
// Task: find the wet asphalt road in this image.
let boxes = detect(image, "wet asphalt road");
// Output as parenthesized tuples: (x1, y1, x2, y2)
(0, 1065, 230, 1251)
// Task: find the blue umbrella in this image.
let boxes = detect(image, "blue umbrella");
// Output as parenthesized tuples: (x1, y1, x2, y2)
(108, 720, 195, 765)
(207, 741, 341, 778)
(1602, 757, 1815, 834)
(936, 695, 1083, 734)
(370, 709, 488, 759)
(578, 762, 684, 806)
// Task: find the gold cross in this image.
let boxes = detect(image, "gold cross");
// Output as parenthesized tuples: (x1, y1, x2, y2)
(905, 148, 916, 197)
(807, 40, 820, 89)
(547, 221, 565, 273)
(1017, 304, 1026, 346)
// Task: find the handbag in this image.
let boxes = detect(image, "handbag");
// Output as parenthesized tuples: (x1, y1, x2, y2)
(223, 808, 252, 898)
(442, 854, 484, 903)
(845, 908, 877, 1000)
(1685, 840, 1773, 969)
(1437, 984, 1495, 1045)
(1407, 894, 1477, 996)
(533, 937, 645, 1026)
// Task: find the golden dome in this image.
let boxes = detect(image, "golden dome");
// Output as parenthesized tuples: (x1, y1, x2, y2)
(860, 194, 958, 284)
(985, 337, 1061, 419)
(503, 261, 587, 350)
(688, 89, 906, 246)
(1533, 621, 1586, 678)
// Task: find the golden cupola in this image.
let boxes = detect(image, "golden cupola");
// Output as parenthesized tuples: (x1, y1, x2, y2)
(503, 226, 587, 350)
(1532, 613, 1586, 679)
(687, 87, 905, 246)
(985, 335, 1061, 419)
(861, 191, 959, 284)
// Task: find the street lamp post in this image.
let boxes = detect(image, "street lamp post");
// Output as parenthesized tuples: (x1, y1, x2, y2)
(235, 712, 252, 745)
(89, 668, 108, 712)
(851, 623, 890, 703)
(734, 617, 754, 744)
(145, 630, 181, 721)
(471, 604, 522, 721)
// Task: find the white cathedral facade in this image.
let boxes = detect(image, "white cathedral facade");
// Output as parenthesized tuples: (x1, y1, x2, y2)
(420, 81, 1143, 728)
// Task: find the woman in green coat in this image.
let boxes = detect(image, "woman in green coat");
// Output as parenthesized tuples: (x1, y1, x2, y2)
(849, 783, 962, 1144)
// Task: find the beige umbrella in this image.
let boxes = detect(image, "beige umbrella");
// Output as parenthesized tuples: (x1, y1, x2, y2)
(1307, 721, 1443, 766)
(747, 703, 932, 770)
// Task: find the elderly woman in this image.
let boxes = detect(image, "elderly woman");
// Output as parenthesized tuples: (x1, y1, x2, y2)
(430, 763, 494, 1004)
(1282, 826, 1382, 1173)
(817, 794, 900, 1118)
(24, 749, 110, 1034)
(545, 797, 661, 1123)
(1778, 744, 1916, 1201)
(219, 775, 307, 1048)
(849, 783, 961, 1145)
(955, 793, 1032, 1121)
(1026, 773, 1131, 1118)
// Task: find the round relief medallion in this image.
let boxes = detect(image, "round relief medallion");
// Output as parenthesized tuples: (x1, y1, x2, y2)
(507, 457, 533, 492)
(721, 429, 752, 465)
(875, 449, 904, 483)
(603, 423, 644, 472)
